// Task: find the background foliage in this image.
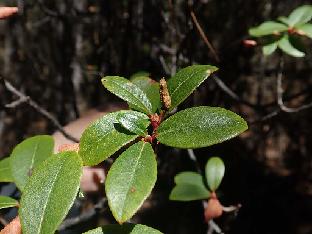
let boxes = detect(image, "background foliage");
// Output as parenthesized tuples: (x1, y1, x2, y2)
(1, 0, 312, 233)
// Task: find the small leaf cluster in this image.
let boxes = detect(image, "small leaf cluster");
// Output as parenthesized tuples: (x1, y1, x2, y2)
(79, 65, 247, 225)
(249, 5, 312, 57)
(170, 157, 225, 202)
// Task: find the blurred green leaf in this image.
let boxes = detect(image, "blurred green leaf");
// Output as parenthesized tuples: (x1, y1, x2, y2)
(102, 76, 152, 114)
(297, 23, 312, 39)
(105, 142, 157, 224)
(249, 21, 288, 37)
(167, 65, 218, 110)
(0, 157, 14, 182)
(79, 111, 147, 166)
(117, 111, 150, 136)
(130, 76, 161, 113)
(157, 106, 248, 149)
(10, 135, 54, 191)
(277, 16, 290, 25)
(0, 196, 18, 209)
(288, 5, 312, 27)
(278, 35, 305, 57)
(130, 71, 150, 80)
(83, 224, 162, 234)
(205, 157, 225, 191)
(262, 42, 278, 55)
(20, 151, 83, 234)
(170, 172, 210, 201)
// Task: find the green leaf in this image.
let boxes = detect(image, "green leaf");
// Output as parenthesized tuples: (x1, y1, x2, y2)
(167, 65, 218, 110)
(102, 76, 153, 114)
(117, 111, 150, 136)
(105, 141, 157, 224)
(205, 157, 225, 191)
(297, 23, 312, 39)
(288, 5, 312, 27)
(0, 157, 14, 182)
(130, 71, 150, 80)
(20, 151, 83, 234)
(10, 135, 54, 191)
(0, 196, 18, 209)
(79, 111, 149, 166)
(249, 21, 288, 37)
(83, 224, 162, 234)
(130, 76, 161, 113)
(262, 42, 278, 55)
(170, 172, 210, 201)
(157, 106, 248, 149)
(278, 16, 290, 25)
(278, 35, 305, 57)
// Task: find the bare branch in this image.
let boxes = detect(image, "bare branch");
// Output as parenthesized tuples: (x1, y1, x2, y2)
(2, 78, 79, 143)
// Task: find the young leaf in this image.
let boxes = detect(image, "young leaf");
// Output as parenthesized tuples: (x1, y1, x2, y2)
(0, 157, 14, 182)
(170, 172, 210, 201)
(167, 65, 218, 110)
(83, 224, 162, 234)
(278, 35, 305, 57)
(297, 23, 312, 39)
(0, 196, 18, 209)
(277, 16, 290, 25)
(79, 111, 149, 166)
(117, 111, 150, 136)
(130, 76, 161, 113)
(20, 151, 83, 234)
(10, 135, 54, 191)
(249, 21, 288, 37)
(130, 71, 150, 80)
(287, 5, 312, 27)
(157, 106, 248, 149)
(205, 157, 225, 191)
(262, 42, 278, 55)
(102, 76, 153, 114)
(105, 141, 157, 224)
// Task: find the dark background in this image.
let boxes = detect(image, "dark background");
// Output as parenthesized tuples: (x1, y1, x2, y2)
(1, 0, 312, 233)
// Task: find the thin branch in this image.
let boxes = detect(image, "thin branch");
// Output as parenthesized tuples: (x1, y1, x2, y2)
(277, 69, 312, 113)
(190, 10, 220, 63)
(2, 78, 79, 143)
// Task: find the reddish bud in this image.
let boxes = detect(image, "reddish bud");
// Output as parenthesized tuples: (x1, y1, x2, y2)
(243, 39, 257, 48)
(204, 193, 223, 222)
(0, 7, 18, 19)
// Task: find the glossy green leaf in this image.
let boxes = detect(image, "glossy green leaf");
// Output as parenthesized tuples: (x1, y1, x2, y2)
(0, 196, 18, 209)
(83, 224, 162, 234)
(79, 111, 149, 166)
(10, 135, 54, 191)
(249, 21, 288, 37)
(167, 65, 218, 110)
(20, 151, 83, 234)
(205, 157, 225, 191)
(157, 106, 248, 149)
(297, 23, 312, 39)
(105, 141, 157, 223)
(117, 111, 150, 136)
(170, 172, 210, 201)
(278, 35, 305, 57)
(102, 76, 152, 114)
(288, 5, 312, 27)
(0, 157, 14, 182)
(130, 76, 161, 113)
(262, 42, 278, 55)
(278, 16, 290, 25)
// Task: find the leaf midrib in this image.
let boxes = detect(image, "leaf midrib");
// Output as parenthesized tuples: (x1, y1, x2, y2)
(119, 143, 146, 219)
(36, 158, 65, 234)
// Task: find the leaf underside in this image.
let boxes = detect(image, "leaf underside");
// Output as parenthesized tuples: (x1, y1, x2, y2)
(205, 157, 225, 191)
